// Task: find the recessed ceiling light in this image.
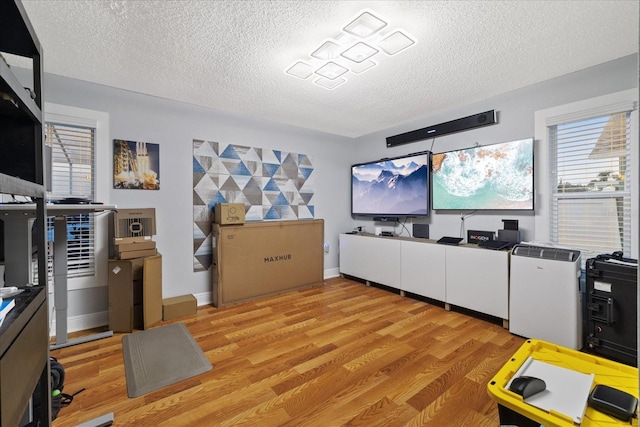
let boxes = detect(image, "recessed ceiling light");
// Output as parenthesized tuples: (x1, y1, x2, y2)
(314, 77, 346, 90)
(377, 31, 416, 55)
(343, 11, 387, 38)
(285, 61, 314, 79)
(315, 62, 348, 80)
(341, 42, 379, 63)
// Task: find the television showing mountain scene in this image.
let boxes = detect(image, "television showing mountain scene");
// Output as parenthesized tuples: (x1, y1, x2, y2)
(351, 152, 430, 216)
(432, 138, 534, 210)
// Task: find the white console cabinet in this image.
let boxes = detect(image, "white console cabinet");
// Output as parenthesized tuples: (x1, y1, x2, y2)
(339, 233, 509, 325)
(338, 233, 401, 289)
(400, 240, 446, 301)
(444, 245, 509, 320)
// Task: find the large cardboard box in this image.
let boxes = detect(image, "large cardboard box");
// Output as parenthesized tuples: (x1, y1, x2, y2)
(108, 254, 162, 332)
(114, 208, 156, 238)
(212, 219, 324, 307)
(162, 295, 197, 320)
(214, 203, 245, 225)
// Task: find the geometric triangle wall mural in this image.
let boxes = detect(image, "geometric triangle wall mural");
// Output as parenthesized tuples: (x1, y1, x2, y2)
(192, 139, 315, 272)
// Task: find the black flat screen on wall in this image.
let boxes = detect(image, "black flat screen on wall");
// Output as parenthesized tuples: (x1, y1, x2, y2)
(351, 151, 431, 217)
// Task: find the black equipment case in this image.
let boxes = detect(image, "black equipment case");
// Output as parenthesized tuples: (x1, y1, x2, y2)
(585, 252, 638, 366)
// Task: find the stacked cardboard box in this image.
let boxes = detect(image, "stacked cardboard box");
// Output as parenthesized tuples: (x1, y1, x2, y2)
(109, 208, 163, 332)
(113, 208, 157, 259)
(211, 219, 324, 307)
(113, 236, 157, 260)
(108, 254, 162, 332)
(214, 203, 245, 225)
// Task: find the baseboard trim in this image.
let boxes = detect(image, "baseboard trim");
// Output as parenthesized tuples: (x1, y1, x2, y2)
(324, 268, 340, 279)
(50, 311, 109, 337)
(51, 268, 342, 335)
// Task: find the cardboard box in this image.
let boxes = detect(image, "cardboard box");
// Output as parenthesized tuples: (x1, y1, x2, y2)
(114, 208, 156, 238)
(114, 236, 152, 245)
(116, 247, 157, 260)
(115, 240, 157, 259)
(115, 240, 156, 252)
(214, 203, 245, 225)
(108, 253, 162, 332)
(212, 219, 323, 307)
(117, 248, 157, 260)
(162, 295, 197, 320)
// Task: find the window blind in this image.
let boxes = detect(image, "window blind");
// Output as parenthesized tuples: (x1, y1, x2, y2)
(44, 122, 96, 277)
(549, 110, 632, 262)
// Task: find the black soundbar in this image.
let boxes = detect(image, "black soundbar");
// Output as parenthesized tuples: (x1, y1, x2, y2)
(386, 110, 497, 148)
(373, 216, 399, 222)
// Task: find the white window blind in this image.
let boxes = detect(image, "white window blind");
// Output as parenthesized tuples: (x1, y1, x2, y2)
(45, 122, 96, 277)
(549, 109, 633, 261)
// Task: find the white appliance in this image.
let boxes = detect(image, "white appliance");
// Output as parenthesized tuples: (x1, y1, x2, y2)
(509, 244, 582, 349)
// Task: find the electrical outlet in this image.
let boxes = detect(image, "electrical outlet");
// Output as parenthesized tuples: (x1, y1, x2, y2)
(323, 242, 330, 254)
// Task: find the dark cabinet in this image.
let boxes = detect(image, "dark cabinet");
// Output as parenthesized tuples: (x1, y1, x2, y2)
(0, 1, 50, 424)
(585, 253, 638, 366)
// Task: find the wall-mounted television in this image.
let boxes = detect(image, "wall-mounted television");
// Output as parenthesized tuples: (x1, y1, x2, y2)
(351, 151, 431, 218)
(432, 138, 534, 211)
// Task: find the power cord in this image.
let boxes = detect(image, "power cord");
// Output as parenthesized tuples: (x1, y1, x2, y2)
(396, 217, 411, 237)
(429, 137, 436, 152)
(459, 210, 477, 239)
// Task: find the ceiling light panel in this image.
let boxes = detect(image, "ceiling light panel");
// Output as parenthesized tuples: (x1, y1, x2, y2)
(378, 31, 416, 55)
(286, 61, 314, 79)
(315, 62, 348, 80)
(349, 59, 377, 74)
(311, 40, 342, 60)
(285, 10, 416, 90)
(343, 11, 387, 38)
(314, 77, 346, 90)
(341, 42, 379, 63)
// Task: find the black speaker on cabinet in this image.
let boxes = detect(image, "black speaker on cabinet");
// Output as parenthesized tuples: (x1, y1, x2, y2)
(502, 219, 519, 231)
(413, 224, 429, 239)
(386, 110, 497, 147)
(498, 229, 521, 245)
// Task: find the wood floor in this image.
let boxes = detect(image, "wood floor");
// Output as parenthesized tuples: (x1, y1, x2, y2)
(50, 277, 524, 426)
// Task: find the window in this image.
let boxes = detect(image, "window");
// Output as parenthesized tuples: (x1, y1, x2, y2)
(39, 103, 110, 290)
(46, 122, 96, 276)
(535, 89, 638, 263)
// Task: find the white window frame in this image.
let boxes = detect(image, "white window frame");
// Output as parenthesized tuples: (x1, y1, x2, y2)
(534, 89, 638, 260)
(45, 103, 110, 290)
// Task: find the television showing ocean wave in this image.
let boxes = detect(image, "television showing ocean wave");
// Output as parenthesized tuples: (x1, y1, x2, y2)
(432, 138, 534, 210)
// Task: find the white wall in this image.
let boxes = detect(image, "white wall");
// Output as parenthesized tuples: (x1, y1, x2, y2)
(18, 69, 355, 327)
(12, 53, 637, 332)
(351, 54, 638, 242)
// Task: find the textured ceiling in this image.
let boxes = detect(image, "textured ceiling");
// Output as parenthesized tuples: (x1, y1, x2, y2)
(12, 0, 640, 138)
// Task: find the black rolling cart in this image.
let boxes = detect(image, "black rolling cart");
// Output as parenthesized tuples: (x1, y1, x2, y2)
(585, 252, 638, 367)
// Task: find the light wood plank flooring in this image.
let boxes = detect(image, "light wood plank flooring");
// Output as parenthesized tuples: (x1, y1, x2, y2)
(50, 277, 524, 426)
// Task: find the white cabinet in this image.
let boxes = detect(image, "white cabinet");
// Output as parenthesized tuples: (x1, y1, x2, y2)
(339, 233, 509, 324)
(444, 245, 509, 320)
(339, 233, 401, 289)
(400, 240, 446, 301)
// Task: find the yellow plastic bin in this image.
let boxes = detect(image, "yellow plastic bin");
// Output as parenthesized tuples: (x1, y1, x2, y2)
(487, 339, 638, 426)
